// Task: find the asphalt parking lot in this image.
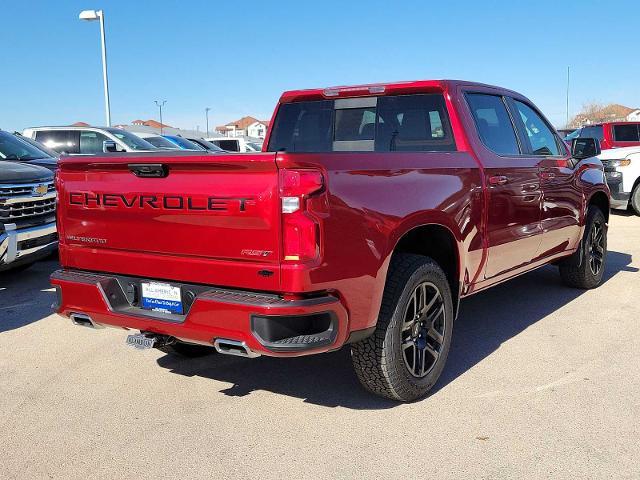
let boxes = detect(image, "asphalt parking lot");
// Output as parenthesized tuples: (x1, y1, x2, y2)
(1, 212, 639, 480)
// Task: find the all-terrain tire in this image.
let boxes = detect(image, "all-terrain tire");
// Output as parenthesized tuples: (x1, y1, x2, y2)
(630, 183, 640, 216)
(559, 206, 607, 289)
(351, 254, 454, 402)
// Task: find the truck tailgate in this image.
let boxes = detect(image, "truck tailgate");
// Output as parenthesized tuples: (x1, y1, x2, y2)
(57, 152, 281, 289)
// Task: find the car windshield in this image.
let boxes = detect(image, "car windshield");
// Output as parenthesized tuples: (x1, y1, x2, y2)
(164, 136, 205, 150)
(564, 129, 581, 141)
(144, 136, 181, 149)
(0, 131, 52, 161)
(106, 129, 157, 150)
(188, 138, 224, 152)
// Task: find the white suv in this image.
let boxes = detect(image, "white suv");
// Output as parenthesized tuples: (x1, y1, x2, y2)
(22, 127, 156, 155)
(600, 146, 640, 215)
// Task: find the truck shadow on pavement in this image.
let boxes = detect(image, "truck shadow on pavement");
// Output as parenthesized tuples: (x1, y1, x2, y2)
(157, 250, 635, 409)
(0, 259, 58, 333)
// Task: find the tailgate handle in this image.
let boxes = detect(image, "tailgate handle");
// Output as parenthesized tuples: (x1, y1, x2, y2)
(128, 164, 168, 178)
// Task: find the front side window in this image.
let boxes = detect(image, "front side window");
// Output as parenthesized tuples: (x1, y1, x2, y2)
(79, 131, 111, 154)
(466, 94, 520, 155)
(613, 124, 640, 142)
(513, 100, 561, 156)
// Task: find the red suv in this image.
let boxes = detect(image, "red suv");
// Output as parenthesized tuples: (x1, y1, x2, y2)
(568, 122, 640, 150)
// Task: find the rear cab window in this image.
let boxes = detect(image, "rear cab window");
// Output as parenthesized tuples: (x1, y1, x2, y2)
(35, 130, 80, 154)
(266, 93, 456, 153)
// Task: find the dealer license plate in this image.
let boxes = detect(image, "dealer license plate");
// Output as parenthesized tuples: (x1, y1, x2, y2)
(141, 282, 183, 314)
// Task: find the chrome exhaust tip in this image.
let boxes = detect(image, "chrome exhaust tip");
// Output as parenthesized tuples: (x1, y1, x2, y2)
(70, 312, 104, 329)
(214, 339, 260, 358)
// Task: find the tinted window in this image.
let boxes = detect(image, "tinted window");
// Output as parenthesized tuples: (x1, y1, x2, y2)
(513, 101, 561, 156)
(613, 124, 640, 142)
(466, 94, 520, 155)
(164, 136, 205, 150)
(216, 140, 240, 152)
(0, 131, 51, 161)
(145, 136, 180, 149)
(579, 125, 604, 141)
(107, 129, 156, 151)
(375, 94, 455, 152)
(35, 130, 80, 154)
(335, 108, 376, 141)
(267, 100, 333, 152)
(79, 131, 111, 154)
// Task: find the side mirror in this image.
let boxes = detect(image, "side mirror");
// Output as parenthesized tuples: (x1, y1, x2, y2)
(103, 140, 118, 153)
(571, 137, 601, 160)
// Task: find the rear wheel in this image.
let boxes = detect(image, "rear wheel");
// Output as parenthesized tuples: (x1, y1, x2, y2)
(630, 184, 640, 216)
(559, 207, 607, 289)
(351, 254, 453, 402)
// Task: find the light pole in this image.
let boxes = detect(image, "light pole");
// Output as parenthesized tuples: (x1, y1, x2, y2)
(566, 66, 570, 128)
(155, 100, 167, 134)
(79, 10, 111, 126)
(205, 107, 211, 138)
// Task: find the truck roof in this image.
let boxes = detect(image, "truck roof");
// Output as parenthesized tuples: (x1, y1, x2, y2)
(279, 79, 522, 103)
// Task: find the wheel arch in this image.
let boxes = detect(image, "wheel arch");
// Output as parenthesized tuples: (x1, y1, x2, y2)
(387, 220, 462, 318)
(588, 190, 610, 222)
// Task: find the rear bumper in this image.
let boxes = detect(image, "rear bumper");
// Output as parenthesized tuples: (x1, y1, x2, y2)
(50, 269, 350, 357)
(0, 222, 57, 270)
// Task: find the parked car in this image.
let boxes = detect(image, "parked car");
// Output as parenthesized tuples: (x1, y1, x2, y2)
(0, 130, 58, 171)
(185, 138, 225, 152)
(22, 126, 157, 155)
(564, 122, 640, 151)
(1, 161, 57, 271)
(205, 137, 259, 152)
(129, 131, 181, 150)
(599, 145, 640, 214)
(13, 133, 60, 159)
(51, 79, 609, 401)
(162, 135, 206, 151)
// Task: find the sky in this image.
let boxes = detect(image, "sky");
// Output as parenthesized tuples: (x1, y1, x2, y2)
(1, 0, 639, 132)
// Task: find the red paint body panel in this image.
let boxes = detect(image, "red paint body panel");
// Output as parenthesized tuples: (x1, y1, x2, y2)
(52, 80, 610, 356)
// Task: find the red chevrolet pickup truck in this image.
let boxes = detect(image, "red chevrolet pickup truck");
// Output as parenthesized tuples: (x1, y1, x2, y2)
(51, 80, 610, 401)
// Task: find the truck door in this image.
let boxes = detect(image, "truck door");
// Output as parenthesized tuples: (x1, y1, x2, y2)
(465, 93, 543, 278)
(508, 99, 582, 258)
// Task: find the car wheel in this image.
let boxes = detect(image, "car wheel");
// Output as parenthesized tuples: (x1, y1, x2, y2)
(630, 183, 640, 216)
(559, 206, 607, 289)
(351, 253, 454, 402)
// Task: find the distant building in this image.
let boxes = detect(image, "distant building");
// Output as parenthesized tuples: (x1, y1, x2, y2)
(71, 122, 90, 127)
(215, 116, 270, 138)
(570, 104, 638, 127)
(627, 109, 640, 122)
(132, 119, 173, 129)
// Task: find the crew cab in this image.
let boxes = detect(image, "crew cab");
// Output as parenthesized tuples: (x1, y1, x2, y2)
(51, 80, 610, 401)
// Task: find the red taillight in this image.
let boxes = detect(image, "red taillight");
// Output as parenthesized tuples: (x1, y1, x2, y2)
(279, 169, 324, 263)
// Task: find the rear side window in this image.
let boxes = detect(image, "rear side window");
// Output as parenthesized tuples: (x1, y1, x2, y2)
(35, 130, 80, 154)
(466, 94, 520, 155)
(375, 94, 455, 152)
(613, 124, 640, 142)
(266, 94, 455, 153)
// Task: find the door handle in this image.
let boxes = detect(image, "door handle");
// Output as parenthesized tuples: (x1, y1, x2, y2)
(540, 171, 556, 180)
(488, 175, 508, 186)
